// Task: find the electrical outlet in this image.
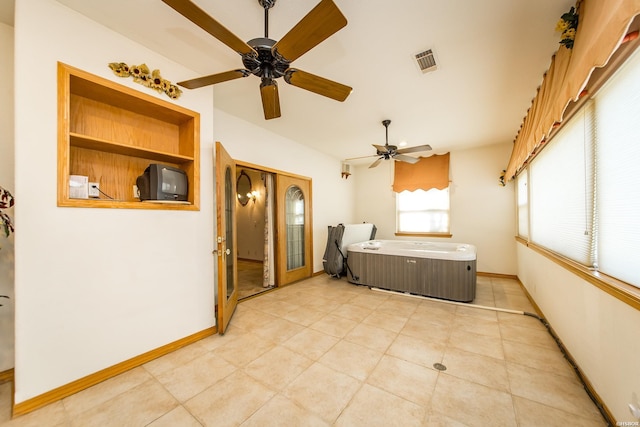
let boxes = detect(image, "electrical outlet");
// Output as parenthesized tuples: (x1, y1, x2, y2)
(133, 185, 140, 199)
(88, 182, 100, 198)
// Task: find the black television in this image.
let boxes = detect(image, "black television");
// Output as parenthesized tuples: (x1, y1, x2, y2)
(136, 164, 188, 202)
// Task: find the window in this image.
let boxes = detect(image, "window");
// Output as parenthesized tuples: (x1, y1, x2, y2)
(516, 171, 529, 239)
(529, 103, 596, 266)
(522, 46, 640, 289)
(396, 188, 450, 234)
(593, 46, 640, 286)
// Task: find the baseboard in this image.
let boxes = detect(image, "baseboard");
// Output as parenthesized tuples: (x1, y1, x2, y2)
(477, 271, 518, 280)
(238, 258, 263, 264)
(12, 326, 217, 418)
(515, 276, 615, 426)
(0, 368, 14, 384)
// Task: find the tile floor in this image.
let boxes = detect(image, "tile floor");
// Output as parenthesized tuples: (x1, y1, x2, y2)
(0, 275, 607, 426)
(237, 260, 272, 300)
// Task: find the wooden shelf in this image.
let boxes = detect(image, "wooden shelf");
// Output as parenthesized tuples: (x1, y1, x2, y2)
(57, 62, 200, 209)
(69, 133, 194, 164)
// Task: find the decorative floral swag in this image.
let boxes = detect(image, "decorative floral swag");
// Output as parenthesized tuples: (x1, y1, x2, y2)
(556, 6, 579, 49)
(1, 186, 14, 304)
(0, 186, 14, 238)
(108, 62, 182, 99)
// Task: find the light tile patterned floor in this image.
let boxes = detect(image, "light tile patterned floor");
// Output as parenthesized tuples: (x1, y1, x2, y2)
(0, 275, 607, 426)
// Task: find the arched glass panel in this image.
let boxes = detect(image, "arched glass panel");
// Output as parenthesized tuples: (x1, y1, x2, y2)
(285, 185, 305, 270)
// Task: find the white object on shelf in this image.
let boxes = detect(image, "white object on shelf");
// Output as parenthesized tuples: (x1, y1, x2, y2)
(69, 175, 88, 199)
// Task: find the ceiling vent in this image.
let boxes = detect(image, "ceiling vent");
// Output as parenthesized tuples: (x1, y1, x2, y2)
(414, 49, 437, 74)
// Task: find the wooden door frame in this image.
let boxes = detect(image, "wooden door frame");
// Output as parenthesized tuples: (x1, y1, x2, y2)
(235, 160, 314, 287)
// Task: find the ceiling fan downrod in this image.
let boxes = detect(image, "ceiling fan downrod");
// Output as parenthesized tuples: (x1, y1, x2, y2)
(258, 0, 277, 38)
(382, 119, 391, 145)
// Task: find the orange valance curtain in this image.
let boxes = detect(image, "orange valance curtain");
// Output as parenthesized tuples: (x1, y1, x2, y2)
(393, 153, 450, 193)
(505, 0, 640, 180)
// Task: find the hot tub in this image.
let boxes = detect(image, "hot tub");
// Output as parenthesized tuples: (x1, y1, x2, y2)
(346, 240, 477, 302)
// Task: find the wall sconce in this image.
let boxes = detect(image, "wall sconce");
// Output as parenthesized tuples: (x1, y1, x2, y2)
(341, 162, 351, 179)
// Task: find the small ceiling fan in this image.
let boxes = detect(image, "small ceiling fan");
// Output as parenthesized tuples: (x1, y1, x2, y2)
(162, 0, 352, 120)
(347, 120, 433, 168)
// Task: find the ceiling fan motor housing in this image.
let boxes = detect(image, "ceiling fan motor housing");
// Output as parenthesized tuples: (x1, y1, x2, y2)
(243, 38, 290, 80)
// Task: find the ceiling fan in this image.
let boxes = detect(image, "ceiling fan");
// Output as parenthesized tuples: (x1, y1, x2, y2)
(162, 0, 352, 120)
(347, 120, 433, 168)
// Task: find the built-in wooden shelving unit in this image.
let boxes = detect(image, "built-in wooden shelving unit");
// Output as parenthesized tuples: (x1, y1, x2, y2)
(57, 62, 200, 210)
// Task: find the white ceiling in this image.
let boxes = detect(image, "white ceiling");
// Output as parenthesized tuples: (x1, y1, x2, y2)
(9, 0, 574, 163)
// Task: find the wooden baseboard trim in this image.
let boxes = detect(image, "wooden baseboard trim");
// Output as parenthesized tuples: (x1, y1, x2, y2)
(0, 368, 14, 384)
(12, 326, 217, 418)
(477, 271, 518, 280)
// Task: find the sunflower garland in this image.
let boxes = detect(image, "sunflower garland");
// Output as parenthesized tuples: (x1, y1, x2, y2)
(0, 185, 14, 239)
(556, 6, 579, 49)
(108, 62, 182, 99)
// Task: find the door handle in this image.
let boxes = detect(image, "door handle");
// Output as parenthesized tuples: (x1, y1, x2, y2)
(225, 248, 231, 255)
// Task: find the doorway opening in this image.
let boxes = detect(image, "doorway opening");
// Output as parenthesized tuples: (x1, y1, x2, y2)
(235, 167, 276, 300)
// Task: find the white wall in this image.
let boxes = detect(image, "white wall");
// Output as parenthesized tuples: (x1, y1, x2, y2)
(352, 143, 516, 275)
(213, 109, 356, 273)
(13, 0, 217, 404)
(517, 245, 640, 422)
(0, 21, 15, 372)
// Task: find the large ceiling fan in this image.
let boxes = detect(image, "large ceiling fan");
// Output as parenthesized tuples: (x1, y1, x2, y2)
(348, 120, 433, 168)
(162, 0, 352, 120)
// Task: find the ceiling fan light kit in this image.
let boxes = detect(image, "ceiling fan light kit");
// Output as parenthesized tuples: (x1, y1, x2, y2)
(162, 0, 352, 120)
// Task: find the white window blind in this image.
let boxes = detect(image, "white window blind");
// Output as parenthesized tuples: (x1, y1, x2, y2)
(396, 188, 450, 233)
(516, 171, 529, 239)
(529, 103, 596, 266)
(594, 47, 640, 287)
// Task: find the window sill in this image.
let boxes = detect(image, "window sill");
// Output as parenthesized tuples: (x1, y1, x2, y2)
(395, 232, 452, 238)
(516, 236, 640, 311)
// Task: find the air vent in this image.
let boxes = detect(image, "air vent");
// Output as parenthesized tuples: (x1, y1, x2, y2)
(414, 49, 437, 74)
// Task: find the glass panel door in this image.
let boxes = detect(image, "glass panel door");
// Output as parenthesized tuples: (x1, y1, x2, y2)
(276, 175, 312, 285)
(215, 142, 238, 334)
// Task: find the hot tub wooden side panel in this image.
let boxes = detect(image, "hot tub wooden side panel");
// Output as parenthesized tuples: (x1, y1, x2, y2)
(347, 251, 476, 302)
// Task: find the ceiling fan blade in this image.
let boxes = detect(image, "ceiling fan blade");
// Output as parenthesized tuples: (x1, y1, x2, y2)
(271, 0, 347, 62)
(394, 154, 420, 164)
(373, 144, 390, 154)
(260, 80, 281, 120)
(368, 158, 383, 169)
(396, 144, 433, 154)
(284, 69, 352, 102)
(162, 0, 257, 57)
(178, 69, 251, 89)
(344, 154, 378, 161)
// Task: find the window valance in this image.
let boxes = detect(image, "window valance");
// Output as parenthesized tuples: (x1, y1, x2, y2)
(505, 0, 640, 180)
(393, 153, 450, 193)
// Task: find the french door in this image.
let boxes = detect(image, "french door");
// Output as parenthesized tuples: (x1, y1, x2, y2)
(215, 142, 238, 335)
(276, 174, 313, 285)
